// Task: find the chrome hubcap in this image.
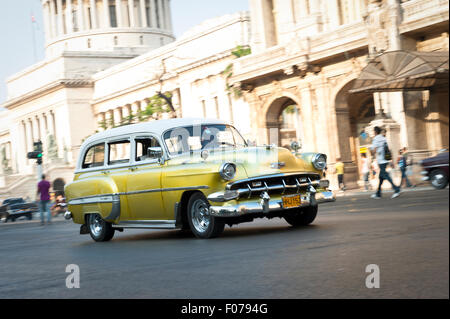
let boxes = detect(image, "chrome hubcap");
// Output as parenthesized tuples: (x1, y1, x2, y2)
(191, 199, 211, 233)
(89, 215, 104, 237)
(432, 174, 445, 187)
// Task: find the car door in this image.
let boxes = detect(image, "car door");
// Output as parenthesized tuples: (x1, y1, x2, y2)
(105, 138, 132, 221)
(126, 135, 166, 220)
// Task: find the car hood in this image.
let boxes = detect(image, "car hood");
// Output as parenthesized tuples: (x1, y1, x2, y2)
(167, 146, 320, 180)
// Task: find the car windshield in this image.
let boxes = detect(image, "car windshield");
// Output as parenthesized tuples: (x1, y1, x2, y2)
(163, 124, 247, 155)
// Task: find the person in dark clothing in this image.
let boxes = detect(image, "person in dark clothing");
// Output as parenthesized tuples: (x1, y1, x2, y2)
(37, 174, 52, 225)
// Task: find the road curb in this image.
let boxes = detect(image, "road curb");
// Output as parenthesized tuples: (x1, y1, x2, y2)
(334, 186, 437, 198)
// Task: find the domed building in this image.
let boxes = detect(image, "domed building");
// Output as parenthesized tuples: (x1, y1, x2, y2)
(0, 0, 251, 197)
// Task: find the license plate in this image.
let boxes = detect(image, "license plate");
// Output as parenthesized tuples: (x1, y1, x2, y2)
(282, 194, 301, 209)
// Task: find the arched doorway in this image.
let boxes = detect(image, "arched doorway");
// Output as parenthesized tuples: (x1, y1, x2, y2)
(335, 80, 375, 188)
(265, 96, 303, 149)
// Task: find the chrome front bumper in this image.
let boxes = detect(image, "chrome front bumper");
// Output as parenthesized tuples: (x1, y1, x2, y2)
(209, 191, 335, 218)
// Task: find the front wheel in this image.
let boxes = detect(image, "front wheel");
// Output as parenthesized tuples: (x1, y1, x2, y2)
(87, 214, 115, 242)
(187, 193, 224, 239)
(430, 169, 448, 189)
(284, 205, 318, 227)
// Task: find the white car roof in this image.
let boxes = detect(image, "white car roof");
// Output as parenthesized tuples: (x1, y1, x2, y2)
(83, 117, 229, 146)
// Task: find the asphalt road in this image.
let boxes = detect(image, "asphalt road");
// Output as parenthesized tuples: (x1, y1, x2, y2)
(0, 188, 448, 299)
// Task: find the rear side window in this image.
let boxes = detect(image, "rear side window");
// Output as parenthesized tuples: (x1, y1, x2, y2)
(82, 143, 105, 169)
(108, 140, 130, 165)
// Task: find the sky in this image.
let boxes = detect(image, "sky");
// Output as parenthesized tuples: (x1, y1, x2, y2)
(0, 0, 249, 105)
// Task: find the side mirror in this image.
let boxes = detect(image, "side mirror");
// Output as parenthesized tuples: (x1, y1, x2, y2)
(147, 147, 165, 164)
(291, 141, 300, 153)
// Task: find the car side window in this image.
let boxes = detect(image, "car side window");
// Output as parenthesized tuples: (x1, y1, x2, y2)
(82, 143, 105, 169)
(108, 140, 130, 166)
(135, 137, 161, 162)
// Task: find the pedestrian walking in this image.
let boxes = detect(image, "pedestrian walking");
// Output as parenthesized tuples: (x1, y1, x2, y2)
(397, 149, 412, 188)
(37, 174, 52, 225)
(335, 158, 345, 191)
(361, 153, 371, 191)
(370, 126, 401, 199)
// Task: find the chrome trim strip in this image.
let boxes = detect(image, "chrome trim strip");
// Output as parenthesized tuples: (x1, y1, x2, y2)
(68, 186, 210, 203)
(423, 164, 449, 169)
(226, 172, 321, 190)
(112, 220, 177, 229)
(68, 195, 120, 205)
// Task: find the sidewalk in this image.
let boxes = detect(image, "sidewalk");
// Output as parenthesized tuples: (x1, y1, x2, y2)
(333, 185, 436, 198)
(0, 212, 68, 227)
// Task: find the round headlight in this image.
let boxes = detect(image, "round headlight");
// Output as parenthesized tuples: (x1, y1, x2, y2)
(219, 163, 236, 180)
(312, 154, 327, 170)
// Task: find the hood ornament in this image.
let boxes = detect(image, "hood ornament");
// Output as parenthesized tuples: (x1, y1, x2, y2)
(270, 162, 285, 169)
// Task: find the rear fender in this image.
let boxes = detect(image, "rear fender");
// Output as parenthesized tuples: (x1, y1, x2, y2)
(65, 176, 120, 224)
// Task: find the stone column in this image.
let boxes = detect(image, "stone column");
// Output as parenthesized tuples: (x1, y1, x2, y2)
(149, 0, 157, 28)
(104, 110, 112, 128)
(42, 1, 52, 41)
(139, 100, 148, 112)
(164, 0, 172, 31)
(49, 0, 57, 37)
(90, 0, 98, 28)
(298, 86, 317, 152)
(157, 0, 164, 29)
(172, 88, 182, 117)
(327, 0, 340, 27)
(66, 0, 73, 33)
(77, 0, 85, 31)
(128, 0, 136, 27)
(121, 106, 131, 124)
(140, 0, 147, 27)
(25, 120, 34, 153)
(113, 108, 123, 127)
(131, 102, 140, 120)
(56, 0, 64, 35)
(115, 0, 123, 27)
(103, 0, 110, 28)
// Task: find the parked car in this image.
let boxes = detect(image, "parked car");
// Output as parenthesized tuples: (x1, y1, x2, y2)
(0, 198, 38, 223)
(64, 118, 335, 242)
(420, 150, 449, 189)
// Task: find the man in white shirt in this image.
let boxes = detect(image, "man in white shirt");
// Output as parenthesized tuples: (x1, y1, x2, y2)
(370, 126, 401, 199)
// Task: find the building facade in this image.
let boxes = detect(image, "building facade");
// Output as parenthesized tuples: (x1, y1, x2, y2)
(0, 0, 448, 198)
(230, 0, 449, 188)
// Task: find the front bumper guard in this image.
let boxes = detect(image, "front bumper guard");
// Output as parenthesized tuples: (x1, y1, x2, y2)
(209, 190, 335, 218)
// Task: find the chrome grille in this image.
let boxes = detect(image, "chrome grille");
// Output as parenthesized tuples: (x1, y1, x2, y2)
(226, 173, 321, 198)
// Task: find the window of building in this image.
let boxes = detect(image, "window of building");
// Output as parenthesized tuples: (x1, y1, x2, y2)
(135, 137, 161, 162)
(155, 0, 161, 28)
(87, 7, 92, 29)
(108, 140, 130, 165)
(109, 4, 117, 27)
(82, 143, 105, 168)
(73, 9, 78, 31)
(145, 0, 150, 27)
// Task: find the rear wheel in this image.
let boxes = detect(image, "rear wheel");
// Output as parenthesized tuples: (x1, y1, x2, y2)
(87, 214, 115, 242)
(430, 169, 448, 189)
(187, 192, 224, 239)
(284, 205, 318, 227)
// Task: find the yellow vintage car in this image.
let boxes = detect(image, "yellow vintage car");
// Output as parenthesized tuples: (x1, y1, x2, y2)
(64, 118, 335, 241)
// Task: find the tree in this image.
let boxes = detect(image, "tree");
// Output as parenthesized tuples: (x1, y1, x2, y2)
(222, 45, 252, 98)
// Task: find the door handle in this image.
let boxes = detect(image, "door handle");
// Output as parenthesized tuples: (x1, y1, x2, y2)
(101, 170, 110, 175)
(129, 166, 137, 172)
